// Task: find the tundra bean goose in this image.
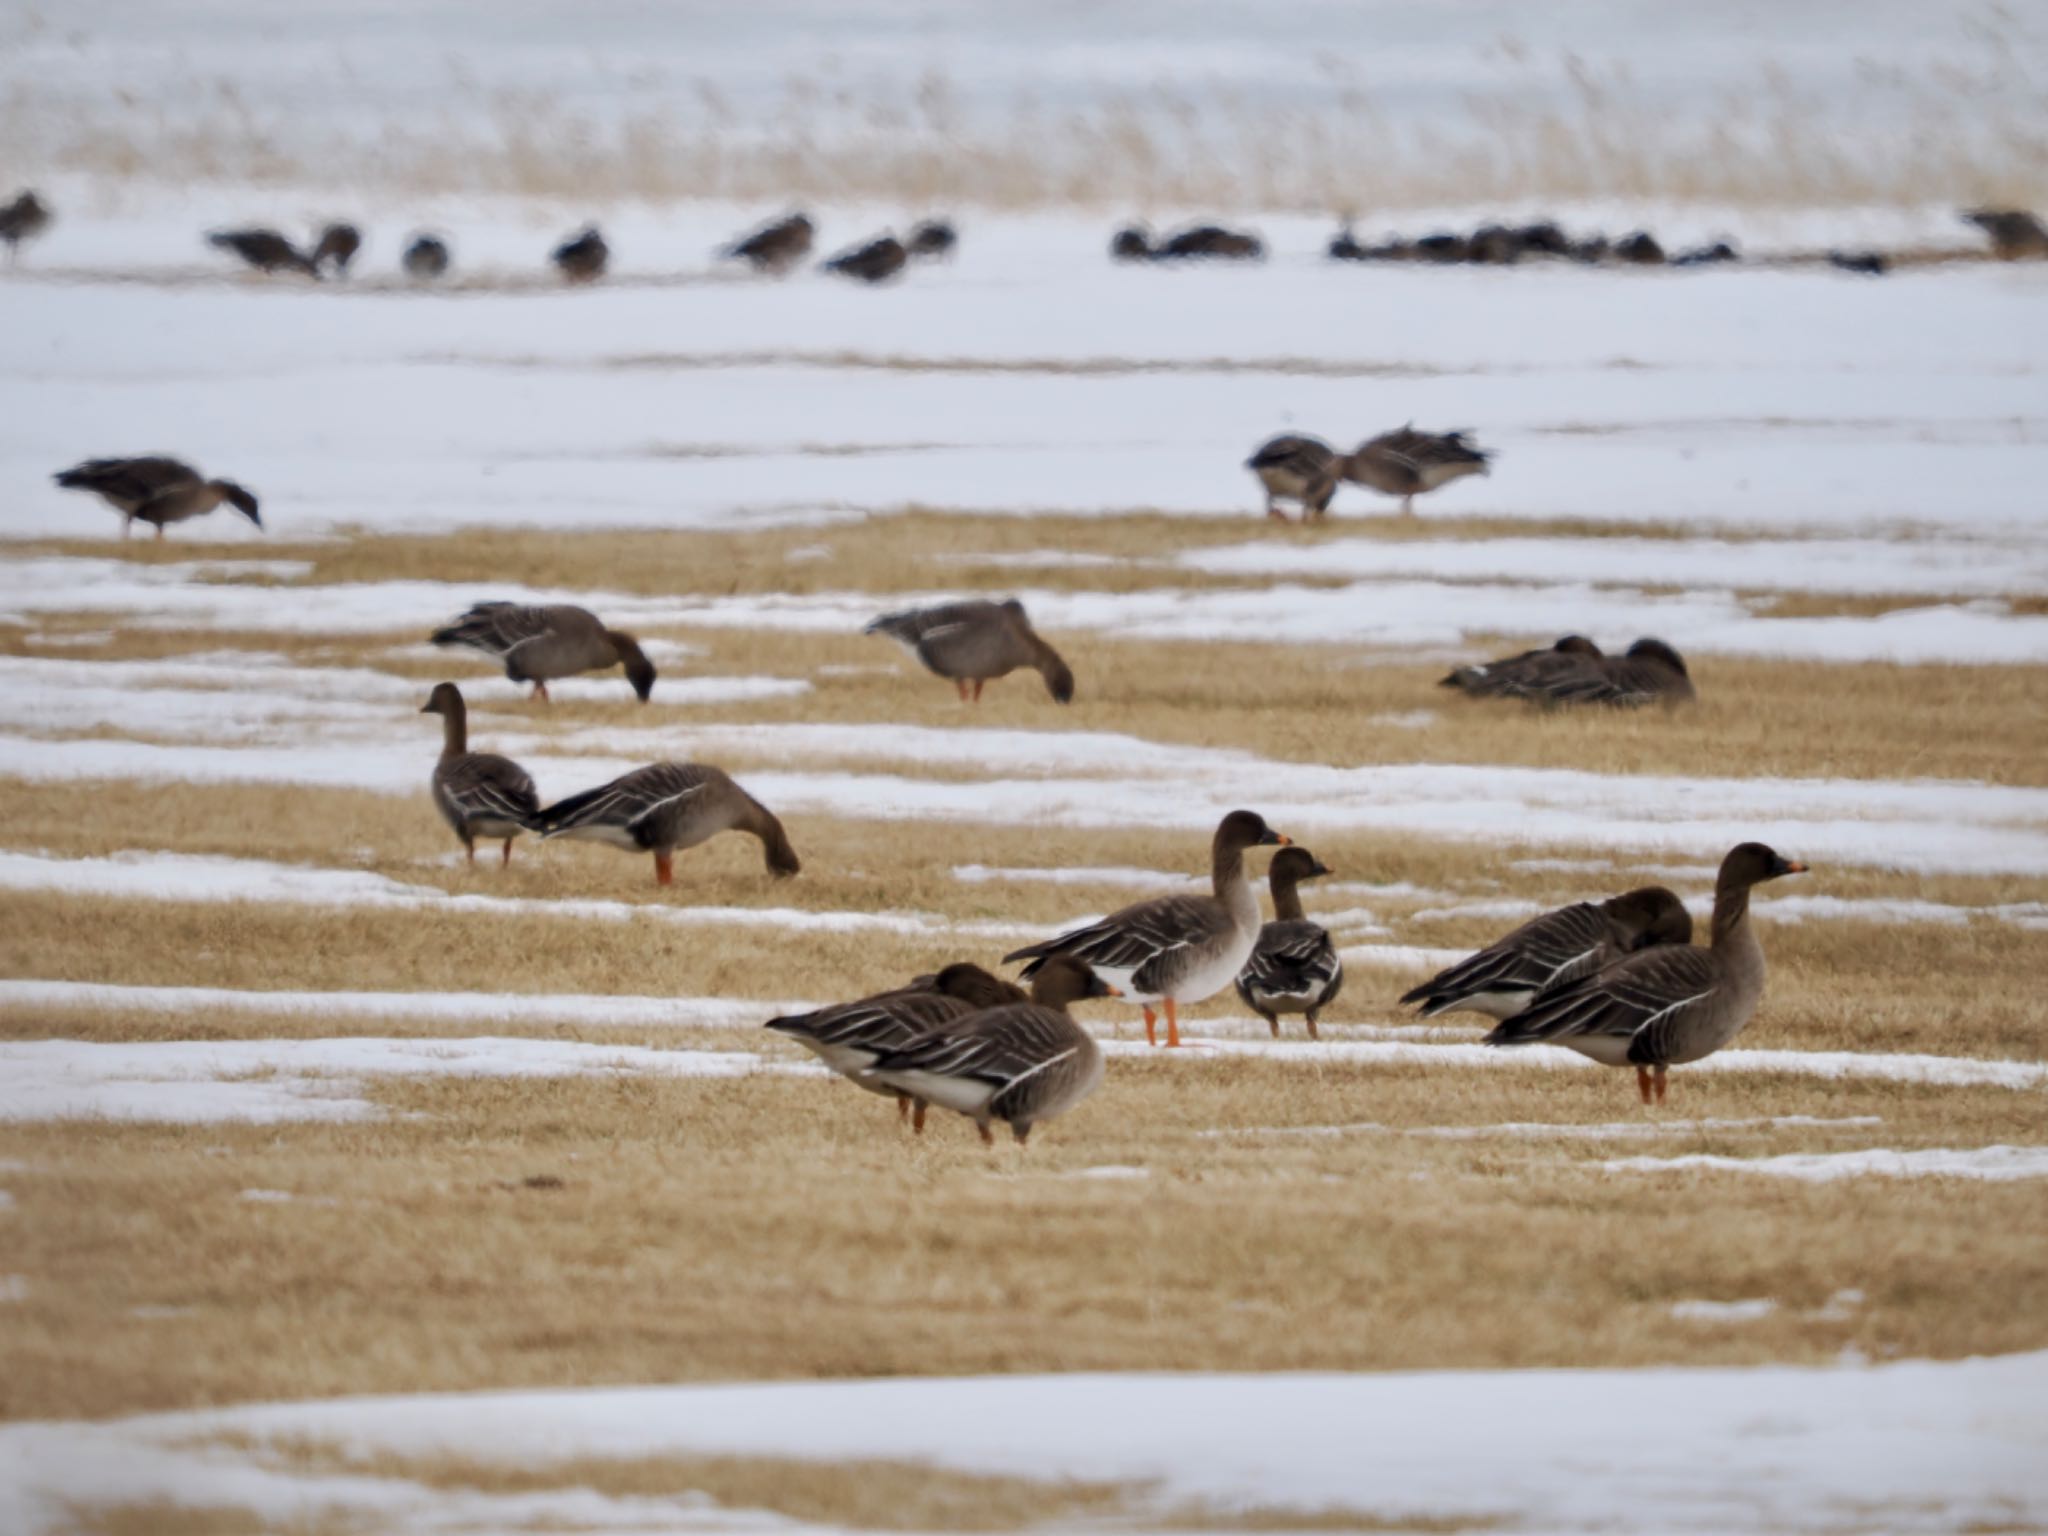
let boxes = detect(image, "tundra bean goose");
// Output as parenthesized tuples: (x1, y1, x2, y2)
(419, 682, 542, 867)
(1440, 636, 1605, 697)
(723, 212, 814, 273)
(1004, 810, 1288, 1048)
(906, 219, 957, 259)
(1400, 885, 1692, 1021)
(403, 234, 451, 279)
(552, 225, 609, 282)
(430, 602, 656, 703)
(312, 222, 361, 277)
(861, 956, 1114, 1145)
(823, 234, 907, 283)
(1235, 846, 1343, 1039)
(865, 598, 1074, 704)
(1342, 427, 1492, 515)
(0, 190, 52, 262)
(536, 762, 800, 886)
(1530, 638, 1695, 708)
(208, 228, 320, 277)
(1246, 434, 1341, 522)
(1485, 844, 1807, 1103)
(53, 456, 261, 540)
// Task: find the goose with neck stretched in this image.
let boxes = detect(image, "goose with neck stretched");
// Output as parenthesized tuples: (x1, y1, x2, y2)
(430, 602, 656, 703)
(1235, 846, 1343, 1038)
(1004, 810, 1289, 1048)
(53, 456, 261, 540)
(1484, 843, 1807, 1103)
(865, 598, 1074, 704)
(419, 682, 542, 867)
(535, 762, 800, 886)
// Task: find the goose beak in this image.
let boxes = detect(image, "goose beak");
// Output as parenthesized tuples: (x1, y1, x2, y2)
(1779, 858, 1810, 875)
(1312, 862, 1333, 878)
(1270, 832, 1292, 846)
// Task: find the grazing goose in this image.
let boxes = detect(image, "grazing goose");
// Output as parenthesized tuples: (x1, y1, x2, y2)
(536, 762, 800, 885)
(552, 225, 609, 282)
(312, 222, 361, 277)
(420, 682, 542, 867)
(1342, 427, 1493, 515)
(765, 962, 1025, 1131)
(0, 190, 52, 262)
(1246, 434, 1341, 522)
(208, 228, 320, 277)
(865, 598, 1074, 704)
(1521, 637, 1695, 709)
(822, 234, 907, 284)
(906, 219, 957, 259)
(1004, 810, 1289, 1048)
(1485, 844, 1806, 1102)
(1400, 886, 1693, 1021)
(53, 456, 261, 540)
(1235, 846, 1343, 1039)
(1961, 209, 2048, 260)
(402, 234, 451, 280)
(723, 212, 814, 273)
(430, 602, 656, 703)
(1440, 636, 1605, 697)
(861, 956, 1114, 1145)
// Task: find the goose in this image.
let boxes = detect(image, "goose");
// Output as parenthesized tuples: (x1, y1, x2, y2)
(1110, 226, 1154, 261)
(1486, 844, 1806, 1102)
(1961, 209, 2048, 260)
(1327, 224, 1368, 261)
(1468, 224, 1524, 264)
(1521, 637, 1695, 709)
(1440, 636, 1605, 697)
(430, 602, 656, 703)
(822, 234, 907, 284)
(552, 225, 609, 282)
(53, 456, 261, 540)
(865, 598, 1073, 704)
(208, 228, 320, 277)
(765, 962, 1025, 1131)
(420, 682, 542, 867)
(723, 212, 814, 273)
(906, 220, 957, 259)
(402, 234, 451, 280)
(1246, 434, 1341, 522)
(1155, 224, 1264, 260)
(0, 190, 51, 262)
(1615, 231, 1666, 265)
(1342, 427, 1493, 515)
(861, 956, 1115, 1145)
(1516, 222, 1570, 257)
(536, 762, 800, 886)
(1400, 885, 1692, 1021)
(1004, 809, 1289, 1048)
(1413, 232, 1470, 263)
(312, 222, 361, 277)
(1235, 846, 1343, 1039)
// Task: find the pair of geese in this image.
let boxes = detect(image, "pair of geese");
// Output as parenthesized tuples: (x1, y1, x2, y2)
(723, 212, 959, 282)
(1249, 427, 1493, 520)
(1444, 634, 1698, 709)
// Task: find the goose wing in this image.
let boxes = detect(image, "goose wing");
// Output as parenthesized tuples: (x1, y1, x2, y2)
(54, 456, 199, 508)
(864, 1004, 1078, 1091)
(765, 987, 968, 1053)
(1241, 919, 1342, 1004)
(537, 762, 709, 837)
(430, 602, 558, 659)
(438, 752, 542, 827)
(1485, 944, 1718, 1051)
(1004, 893, 1232, 983)
(1402, 901, 1614, 1015)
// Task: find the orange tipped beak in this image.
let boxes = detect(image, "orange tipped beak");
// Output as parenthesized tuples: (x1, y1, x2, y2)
(1783, 860, 1810, 874)
(1275, 833, 1293, 846)
(1103, 983, 1123, 997)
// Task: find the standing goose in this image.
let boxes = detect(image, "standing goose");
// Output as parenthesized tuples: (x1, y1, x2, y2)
(312, 222, 361, 277)
(430, 602, 656, 703)
(723, 212, 814, 273)
(53, 456, 261, 540)
(765, 963, 1025, 1132)
(865, 598, 1074, 704)
(552, 225, 609, 282)
(0, 190, 52, 262)
(1004, 810, 1289, 1048)
(1400, 885, 1693, 1021)
(1440, 636, 1606, 698)
(1246, 434, 1341, 522)
(1524, 638, 1695, 709)
(208, 228, 320, 278)
(1342, 427, 1493, 515)
(1235, 846, 1343, 1039)
(1485, 844, 1807, 1103)
(403, 234, 451, 280)
(861, 956, 1115, 1145)
(536, 762, 800, 886)
(419, 682, 542, 867)
(1961, 209, 2048, 260)
(822, 234, 907, 284)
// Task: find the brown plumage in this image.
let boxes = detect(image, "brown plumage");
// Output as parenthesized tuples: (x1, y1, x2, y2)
(724, 212, 814, 273)
(552, 226, 609, 282)
(1342, 427, 1493, 515)
(1440, 636, 1606, 697)
(536, 762, 800, 886)
(1155, 224, 1264, 260)
(1245, 434, 1341, 521)
(1514, 638, 1696, 709)
(208, 228, 320, 278)
(906, 220, 957, 259)
(403, 235, 451, 280)
(1235, 846, 1343, 1039)
(312, 223, 361, 277)
(420, 682, 542, 868)
(429, 602, 656, 703)
(865, 598, 1074, 704)
(53, 456, 261, 540)
(0, 190, 52, 262)
(823, 234, 907, 284)
(1962, 209, 2048, 260)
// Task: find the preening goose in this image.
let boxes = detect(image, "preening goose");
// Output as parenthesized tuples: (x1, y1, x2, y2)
(312, 222, 361, 277)
(723, 212, 814, 273)
(1485, 844, 1807, 1103)
(552, 226, 609, 282)
(420, 682, 542, 867)
(823, 234, 907, 284)
(208, 228, 320, 278)
(53, 456, 261, 540)
(861, 956, 1115, 1145)
(403, 234, 451, 279)
(0, 190, 52, 262)
(865, 598, 1073, 704)
(1400, 885, 1692, 1021)
(536, 761, 800, 886)
(1245, 434, 1340, 522)
(1440, 636, 1605, 697)
(765, 963, 1025, 1131)
(1004, 809, 1289, 1048)
(1342, 427, 1492, 515)
(430, 602, 656, 703)
(1235, 846, 1343, 1038)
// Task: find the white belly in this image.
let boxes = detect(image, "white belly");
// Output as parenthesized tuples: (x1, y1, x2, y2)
(866, 1068, 995, 1116)
(1562, 1033, 1636, 1068)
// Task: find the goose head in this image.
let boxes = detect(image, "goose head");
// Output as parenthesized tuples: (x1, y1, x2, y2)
(1603, 885, 1693, 949)
(1719, 843, 1809, 891)
(1216, 809, 1288, 854)
(1269, 846, 1332, 884)
(212, 481, 262, 528)
(1028, 954, 1118, 1008)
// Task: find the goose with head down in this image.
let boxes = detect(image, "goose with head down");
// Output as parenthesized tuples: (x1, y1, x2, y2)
(535, 761, 800, 886)
(865, 598, 1073, 704)
(53, 456, 261, 540)
(1342, 426, 1492, 516)
(430, 602, 656, 703)
(419, 682, 542, 867)
(1235, 846, 1343, 1039)
(1245, 434, 1340, 522)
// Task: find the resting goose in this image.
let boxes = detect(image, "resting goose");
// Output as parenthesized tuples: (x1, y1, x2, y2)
(53, 456, 261, 540)
(1440, 636, 1605, 697)
(822, 234, 907, 284)
(765, 962, 1024, 1131)
(403, 234, 451, 279)
(430, 602, 656, 703)
(552, 225, 609, 282)
(723, 212, 814, 273)
(1155, 224, 1264, 260)
(1245, 434, 1340, 522)
(1235, 846, 1343, 1039)
(1004, 809, 1289, 1048)
(1400, 885, 1692, 1021)
(1485, 844, 1806, 1103)
(1342, 427, 1493, 515)
(861, 956, 1114, 1145)
(312, 222, 361, 277)
(536, 762, 800, 885)
(208, 228, 320, 278)
(1532, 637, 1695, 709)
(0, 190, 52, 262)
(420, 682, 542, 867)
(865, 598, 1073, 704)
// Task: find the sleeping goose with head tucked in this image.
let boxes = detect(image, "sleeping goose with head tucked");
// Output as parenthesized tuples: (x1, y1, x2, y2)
(1440, 636, 1604, 697)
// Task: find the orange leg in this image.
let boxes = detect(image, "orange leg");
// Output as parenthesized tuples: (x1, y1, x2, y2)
(955, 679, 970, 703)
(1636, 1065, 1654, 1105)
(654, 851, 674, 886)
(1142, 1005, 1157, 1047)
(1164, 997, 1182, 1049)
(976, 1120, 995, 1146)
(529, 681, 550, 703)
(1305, 1010, 1321, 1041)
(501, 838, 515, 867)
(1653, 1065, 1669, 1105)
(464, 842, 476, 867)
(896, 1094, 910, 1122)
(970, 678, 984, 702)
(1263, 1012, 1280, 1039)
(913, 1101, 928, 1134)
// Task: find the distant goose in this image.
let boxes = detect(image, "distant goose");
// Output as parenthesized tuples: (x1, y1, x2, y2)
(208, 228, 319, 278)
(1440, 636, 1606, 698)
(312, 222, 361, 277)
(1110, 225, 1154, 261)
(1004, 810, 1289, 1048)
(536, 762, 800, 886)
(402, 234, 451, 280)
(552, 225, 609, 282)
(1342, 427, 1493, 515)
(1245, 434, 1340, 522)
(0, 190, 52, 262)
(1485, 844, 1807, 1102)
(822, 234, 907, 283)
(430, 602, 656, 703)
(1235, 846, 1343, 1039)
(1519, 637, 1696, 709)
(420, 682, 542, 867)
(1614, 231, 1665, 265)
(1156, 224, 1264, 260)
(1827, 250, 1888, 277)
(861, 955, 1115, 1145)
(906, 219, 957, 259)
(765, 962, 1025, 1131)
(53, 456, 261, 540)
(1961, 208, 2048, 260)
(865, 598, 1074, 704)
(723, 211, 814, 273)
(1400, 886, 1693, 1021)
(1327, 224, 1368, 261)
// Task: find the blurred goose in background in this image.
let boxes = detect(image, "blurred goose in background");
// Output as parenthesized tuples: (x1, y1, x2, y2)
(1110, 225, 1154, 261)
(1961, 208, 2048, 259)
(1155, 224, 1264, 260)
(822, 233, 907, 283)
(552, 225, 609, 282)
(420, 682, 542, 868)
(1440, 636, 1606, 697)
(765, 962, 1025, 1131)
(865, 598, 1073, 704)
(208, 227, 320, 277)
(1485, 844, 1806, 1103)
(0, 190, 52, 262)
(402, 234, 451, 280)
(1342, 427, 1493, 515)
(1235, 846, 1343, 1039)
(723, 211, 814, 273)
(430, 601, 656, 703)
(536, 762, 800, 886)
(907, 219, 957, 259)
(1400, 886, 1693, 1021)
(1245, 434, 1342, 522)
(312, 222, 361, 277)
(1614, 231, 1666, 265)
(861, 956, 1114, 1145)
(1005, 810, 1288, 1048)
(53, 455, 261, 540)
